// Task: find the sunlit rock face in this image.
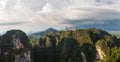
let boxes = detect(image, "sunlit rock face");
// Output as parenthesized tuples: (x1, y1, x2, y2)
(96, 46, 106, 60)
(0, 30, 31, 62)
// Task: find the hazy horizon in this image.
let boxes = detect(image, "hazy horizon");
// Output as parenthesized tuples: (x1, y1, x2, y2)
(0, 0, 120, 34)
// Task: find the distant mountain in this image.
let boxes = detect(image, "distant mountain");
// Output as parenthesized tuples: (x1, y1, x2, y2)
(34, 28, 58, 36)
(28, 28, 58, 39)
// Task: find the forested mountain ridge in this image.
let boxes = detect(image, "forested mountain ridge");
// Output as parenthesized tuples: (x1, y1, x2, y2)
(0, 28, 120, 62)
(31, 28, 120, 62)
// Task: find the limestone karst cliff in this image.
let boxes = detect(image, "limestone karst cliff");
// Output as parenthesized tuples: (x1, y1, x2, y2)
(0, 30, 31, 62)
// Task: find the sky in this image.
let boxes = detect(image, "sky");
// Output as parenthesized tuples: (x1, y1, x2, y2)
(0, 0, 120, 34)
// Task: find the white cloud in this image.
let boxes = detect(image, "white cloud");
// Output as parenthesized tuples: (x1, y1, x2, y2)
(0, 0, 120, 33)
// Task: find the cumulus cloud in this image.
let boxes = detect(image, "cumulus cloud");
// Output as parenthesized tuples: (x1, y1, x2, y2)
(0, 0, 120, 33)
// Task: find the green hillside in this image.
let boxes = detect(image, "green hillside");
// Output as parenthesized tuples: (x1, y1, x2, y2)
(31, 28, 120, 62)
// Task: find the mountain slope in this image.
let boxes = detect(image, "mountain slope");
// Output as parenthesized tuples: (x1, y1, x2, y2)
(31, 28, 120, 62)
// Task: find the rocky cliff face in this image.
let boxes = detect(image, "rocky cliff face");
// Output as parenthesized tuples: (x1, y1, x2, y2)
(0, 30, 31, 62)
(96, 46, 106, 60)
(13, 36, 31, 62)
